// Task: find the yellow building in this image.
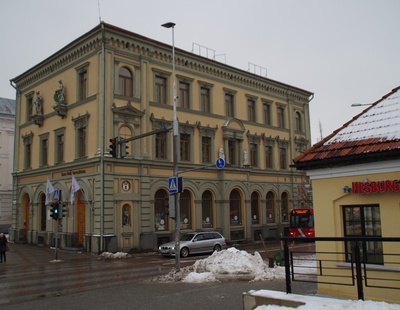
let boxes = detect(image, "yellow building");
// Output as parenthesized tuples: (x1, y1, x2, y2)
(293, 86, 400, 303)
(10, 22, 313, 253)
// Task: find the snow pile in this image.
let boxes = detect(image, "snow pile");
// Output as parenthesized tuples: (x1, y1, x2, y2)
(99, 251, 130, 260)
(150, 247, 288, 283)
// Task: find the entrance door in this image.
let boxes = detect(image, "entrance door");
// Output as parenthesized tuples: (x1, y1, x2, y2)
(25, 201, 30, 241)
(77, 200, 85, 246)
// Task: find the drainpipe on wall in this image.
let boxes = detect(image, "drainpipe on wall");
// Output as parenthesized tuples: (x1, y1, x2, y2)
(100, 22, 106, 252)
(9, 80, 19, 242)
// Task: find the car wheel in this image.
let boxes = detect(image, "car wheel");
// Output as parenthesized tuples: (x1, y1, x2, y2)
(213, 244, 222, 252)
(180, 247, 189, 258)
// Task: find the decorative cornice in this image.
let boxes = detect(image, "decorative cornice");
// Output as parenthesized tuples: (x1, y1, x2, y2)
(13, 24, 312, 105)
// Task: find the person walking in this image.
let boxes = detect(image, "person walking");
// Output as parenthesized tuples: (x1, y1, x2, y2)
(0, 233, 8, 263)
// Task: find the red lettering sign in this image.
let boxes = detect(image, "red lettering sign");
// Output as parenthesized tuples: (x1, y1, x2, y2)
(351, 180, 400, 194)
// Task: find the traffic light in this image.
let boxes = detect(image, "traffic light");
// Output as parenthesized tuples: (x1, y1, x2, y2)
(50, 203, 59, 220)
(109, 137, 118, 158)
(120, 141, 129, 158)
(164, 195, 175, 219)
(61, 203, 67, 218)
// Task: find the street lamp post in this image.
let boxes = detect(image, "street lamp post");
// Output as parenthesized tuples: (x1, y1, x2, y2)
(162, 22, 180, 271)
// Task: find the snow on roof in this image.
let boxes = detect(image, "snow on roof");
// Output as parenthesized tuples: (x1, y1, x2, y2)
(293, 86, 400, 168)
(325, 88, 400, 144)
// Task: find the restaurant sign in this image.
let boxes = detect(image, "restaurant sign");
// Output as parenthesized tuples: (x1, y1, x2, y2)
(352, 180, 400, 194)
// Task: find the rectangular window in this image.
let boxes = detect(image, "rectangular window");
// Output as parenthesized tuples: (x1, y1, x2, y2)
(225, 93, 234, 117)
(79, 70, 88, 100)
(247, 99, 256, 122)
(155, 131, 167, 159)
(56, 134, 65, 163)
(277, 106, 285, 128)
(249, 143, 258, 167)
(179, 81, 190, 108)
(25, 93, 34, 122)
(263, 102, 271, 126)
(78, 127, 87, 158)
(202, 136, 211, 163)
(343, 205, 383, 264)
(25, 142, 31, 169)
(200, 87, 210, 113)
(279, 147, 287, 169)
(180, 133, 190, 161)
(265, 145, 273, 169)
(41, 138, 48, 166)
(155, 76, 167, 104)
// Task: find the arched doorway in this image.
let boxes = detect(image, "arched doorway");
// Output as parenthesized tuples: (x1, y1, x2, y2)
(21, 193, 30, 242)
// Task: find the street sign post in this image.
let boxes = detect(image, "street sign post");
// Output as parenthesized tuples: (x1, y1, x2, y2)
(53, 189, 61, 201)
(216, 157, 225, 169)
(168, 176, 178, 194)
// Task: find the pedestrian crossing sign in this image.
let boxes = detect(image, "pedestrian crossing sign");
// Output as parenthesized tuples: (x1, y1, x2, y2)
(53, 189, 61, 201)
(168, 177, 178, 194)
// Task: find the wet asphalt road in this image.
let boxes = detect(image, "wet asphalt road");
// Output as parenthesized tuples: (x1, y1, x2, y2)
(0, 241, 316, 310)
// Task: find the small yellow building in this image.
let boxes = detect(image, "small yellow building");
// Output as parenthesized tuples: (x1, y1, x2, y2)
(293, 86, 400, 303)
(9, 22, 313, 254)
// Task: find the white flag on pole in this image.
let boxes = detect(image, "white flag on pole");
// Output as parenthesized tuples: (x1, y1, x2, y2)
(45, 178, 55, 205)
(70, 175, 81, 205)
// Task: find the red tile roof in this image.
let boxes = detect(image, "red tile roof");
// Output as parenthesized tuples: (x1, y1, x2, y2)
(293, 86, 400, 170)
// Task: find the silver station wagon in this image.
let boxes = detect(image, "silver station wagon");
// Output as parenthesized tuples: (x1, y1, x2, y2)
(159, 231, 227, 258)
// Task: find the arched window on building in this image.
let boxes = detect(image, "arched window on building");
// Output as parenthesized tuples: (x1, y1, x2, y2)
(266, 191, 276, 223)
(154, 189, 169, 231)
(118, 67, 133, 97)
(40, 193, 46, 231)
(180, 190, 192, 230)
(251, 191, 260, 224)
(202, 190, 213, 228)
(295, 111, 302, 132)
(230, 189, 242, 226)
(281, 192, 289, 222)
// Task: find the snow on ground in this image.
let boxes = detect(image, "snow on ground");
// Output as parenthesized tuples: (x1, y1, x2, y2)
(99, 251, 130, 260)
(103, 247, 400, 309)
(252, 290, 400, 310)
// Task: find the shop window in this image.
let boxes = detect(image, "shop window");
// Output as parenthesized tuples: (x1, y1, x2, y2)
(202, 191, 213, 228)
(154, 189, 169, 231)
(251, 191, 260, 224)
(40, 194, 46, 231)
(229, 189, 242, 226)
(180, 190, 192, 230)
(281, 192, 289, 222)
(343, 205, 383, 264)
(266, 191, 276, 223)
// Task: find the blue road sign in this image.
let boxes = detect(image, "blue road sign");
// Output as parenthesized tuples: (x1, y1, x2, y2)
(168, 177, 178, 194)
(216, 157, 225, 169)
(53, 189, 61, 201)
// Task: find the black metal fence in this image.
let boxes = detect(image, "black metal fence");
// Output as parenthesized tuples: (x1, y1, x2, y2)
(280, 237, 400, 300)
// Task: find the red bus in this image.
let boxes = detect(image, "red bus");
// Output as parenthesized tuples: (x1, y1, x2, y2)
(289, 208, 315, 238)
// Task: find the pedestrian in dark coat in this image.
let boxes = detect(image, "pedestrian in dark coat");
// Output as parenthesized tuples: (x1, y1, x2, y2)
(0, 233, 8, 263)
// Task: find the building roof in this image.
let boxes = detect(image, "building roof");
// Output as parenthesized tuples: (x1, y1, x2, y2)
(293, 86, 400, 170)
(0, 97, 16, 116)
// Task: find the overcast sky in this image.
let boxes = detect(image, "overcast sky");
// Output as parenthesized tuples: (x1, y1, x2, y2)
(1, 0, 399, 143)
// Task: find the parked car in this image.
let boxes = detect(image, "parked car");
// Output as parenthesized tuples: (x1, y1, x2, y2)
(159, 231, 227, 258)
